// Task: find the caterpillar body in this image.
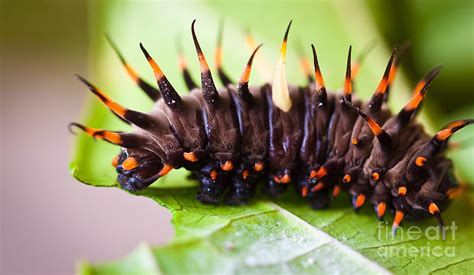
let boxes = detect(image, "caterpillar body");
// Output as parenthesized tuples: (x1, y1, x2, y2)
(69, 20, 472, 234)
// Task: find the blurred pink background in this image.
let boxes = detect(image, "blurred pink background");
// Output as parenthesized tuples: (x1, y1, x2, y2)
(1, 1, 173, 274)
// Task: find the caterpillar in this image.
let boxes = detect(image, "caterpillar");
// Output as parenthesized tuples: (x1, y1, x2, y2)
(69, 20, 472, 234)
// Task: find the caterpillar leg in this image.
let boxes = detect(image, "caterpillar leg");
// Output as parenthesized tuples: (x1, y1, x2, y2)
(196, 163, 227, 204)
(297, 172, 311, 199)
(262, 171, 289, 198)
(298, 166, 332, 209)
(225, 166, 252, 205)
(350, 182, 371, 211)
(309, 188, 330, 210)
(370, 183, 391, 221)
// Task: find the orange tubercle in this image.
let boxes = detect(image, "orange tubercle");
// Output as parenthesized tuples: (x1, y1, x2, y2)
(280, 174, 291, 184)
(240, 65, 252, 84)
(198, 52, 209, 73)
(178, 54, 187, 71)
(308, 170, 317, 179)
(398, 186, 407, 196)
(311, 182, 325, 192)
(404, 91, 424, 112)
(351, 63, 360, 79)
(355, 194, 366, 208)
(183, 152, 198, 162)
(158, 164, 173, 177)
(301, 186, 309, 198)
(112, 155, 119, 167)
(393, 211, 405, 228)
(254, 161, 264, 172)
(446, 120, 466, 129)
(377, 202, 386, 218)
(315, 166, 328, 179)
(210, 170, 217, 181)
(428, 202, 439, 215)
(367, 119, 383, 136)
(103, 131, 122, 144)
(375, 78, 388, 95)
(107, 101, 127, 117)
(446, 187, 463, 199)
(221, 160, 233, 171)
(214, 47, 223, 69)
(242, 170, 249, 180)
(415, 156, 427, 167)
(315, 70, 325, 91)
(300, 57, 312, 78)
(412, 80, 426, 96)
(144, 53, 164, 79)
(436, 129, 452, 141)
(124, 64, 139, 82)
(387, 66, 398, 86)
(344, 77, 352, 96)
(122, 157, 138, 171)
(332, 185, 341, 198)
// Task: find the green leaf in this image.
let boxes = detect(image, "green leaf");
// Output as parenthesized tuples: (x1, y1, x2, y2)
(71, 0, 474, 273)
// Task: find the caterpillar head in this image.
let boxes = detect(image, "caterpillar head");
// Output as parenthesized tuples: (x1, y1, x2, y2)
(69, 122, 175, 192)
(114, 148, 169, 191)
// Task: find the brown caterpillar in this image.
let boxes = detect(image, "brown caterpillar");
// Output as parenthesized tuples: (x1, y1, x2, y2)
(69, 20, 472, 234)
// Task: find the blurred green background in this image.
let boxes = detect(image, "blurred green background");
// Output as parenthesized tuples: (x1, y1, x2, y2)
(369, 0, 474, 117)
